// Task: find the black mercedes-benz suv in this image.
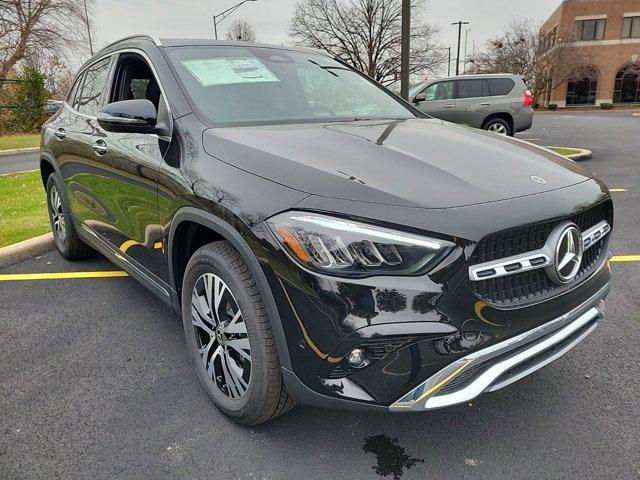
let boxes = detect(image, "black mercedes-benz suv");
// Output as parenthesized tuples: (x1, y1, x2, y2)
(40, 36, 612, 425)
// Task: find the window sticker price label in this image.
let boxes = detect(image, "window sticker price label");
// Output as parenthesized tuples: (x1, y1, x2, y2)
(181, 57, 280, 87)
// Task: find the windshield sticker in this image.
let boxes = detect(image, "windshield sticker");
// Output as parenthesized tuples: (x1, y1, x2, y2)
(181, 57, 280, 87)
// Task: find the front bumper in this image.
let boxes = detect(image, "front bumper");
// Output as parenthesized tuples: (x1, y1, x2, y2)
(390, 286, 606, 411)
(245, 183, 612, 411)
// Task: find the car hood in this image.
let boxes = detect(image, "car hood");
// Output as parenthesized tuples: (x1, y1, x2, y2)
(202, 118, 594, 209)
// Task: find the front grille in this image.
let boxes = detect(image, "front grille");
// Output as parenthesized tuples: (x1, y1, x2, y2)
(470, 201, 612, 307)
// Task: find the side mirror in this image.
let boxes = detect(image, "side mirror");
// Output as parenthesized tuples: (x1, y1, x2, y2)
(97, 99, 158, 134)
(413, 92, 427, 103)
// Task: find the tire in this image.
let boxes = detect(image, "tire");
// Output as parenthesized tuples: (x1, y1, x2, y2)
(181, 241, 295, 425)
(46, 173, 94, 260)
(483, 117, 513, 136)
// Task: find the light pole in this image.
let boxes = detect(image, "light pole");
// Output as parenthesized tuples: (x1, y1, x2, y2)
(463, 28, 471, 74)
(400, 0, 410, 100)
(83, 0, 93, 55)
(443, 47, 451, 76)
(451, 20, 469, 76)
(213, 0, 258, 40)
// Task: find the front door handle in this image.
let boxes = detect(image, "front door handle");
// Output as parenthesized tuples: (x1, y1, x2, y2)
(92, 139, 108, 155)
(443, 104, 454, 109)
(54, 128, 66, 139)
(480, 102, 492, 106)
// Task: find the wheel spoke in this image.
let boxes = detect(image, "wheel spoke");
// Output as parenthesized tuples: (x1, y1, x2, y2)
(226, 337, 251, 361)
(209, 345, 223, 379)
(198, 337, 216, 365)
(192, 287, 213, 322)
(203, 274, 214, 319)
(213, 276, 226, 313)
(191, 299, 215, 337)
(219, 350, 242, 398)
(225, 349, 249, 392)
(223, 310, 245, 334)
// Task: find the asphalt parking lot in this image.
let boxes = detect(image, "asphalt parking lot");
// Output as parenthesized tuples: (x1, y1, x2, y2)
(0, 151, 38, 175)
(1, 111, 639, 480)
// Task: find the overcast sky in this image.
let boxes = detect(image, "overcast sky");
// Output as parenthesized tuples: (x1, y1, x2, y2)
(94, 0, 562, 74)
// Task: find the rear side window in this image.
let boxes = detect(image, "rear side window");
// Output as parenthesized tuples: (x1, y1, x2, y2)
(456, 79, 490, 99)
(76, 57, 112, 115)
(66, 73, 85, 108)
(488, 78, 515, 96)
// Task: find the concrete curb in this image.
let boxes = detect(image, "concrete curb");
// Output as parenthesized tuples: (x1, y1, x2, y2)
(565, 148, 592, 161)
(547, 147, 592, 161)
(0, 147, 39, 157)
(0, 233, 54, 268)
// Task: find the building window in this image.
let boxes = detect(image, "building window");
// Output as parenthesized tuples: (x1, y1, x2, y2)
(566, 66, 598, 105)
(622, 16, 640, 38)
(574, 18, 606, 41)
(614, 63, 640, 104)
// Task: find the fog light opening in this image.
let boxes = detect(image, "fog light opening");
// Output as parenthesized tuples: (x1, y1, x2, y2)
(347, 348, 367, 368)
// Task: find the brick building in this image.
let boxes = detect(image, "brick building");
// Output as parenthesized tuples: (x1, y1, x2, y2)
(540, 0, 640, 107)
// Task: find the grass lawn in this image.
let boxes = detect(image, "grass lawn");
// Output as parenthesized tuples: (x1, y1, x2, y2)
(0, 171, 49, 248)
(0, 134, 40, 151)
(547, 146, 583, 156)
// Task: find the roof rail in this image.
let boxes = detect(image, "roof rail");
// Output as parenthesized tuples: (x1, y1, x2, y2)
(101, 34, 162, 51)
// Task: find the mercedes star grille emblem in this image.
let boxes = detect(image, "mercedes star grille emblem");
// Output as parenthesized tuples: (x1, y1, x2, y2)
(549, 224, 584, 285)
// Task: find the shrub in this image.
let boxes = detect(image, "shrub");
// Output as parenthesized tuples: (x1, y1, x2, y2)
(548, 104, 558, 111)
(13, 66, 48, 133)
(600, 102, 613, 110)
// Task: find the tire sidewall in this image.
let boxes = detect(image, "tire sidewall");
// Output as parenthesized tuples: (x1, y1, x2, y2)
(46, 173, 72, 256)
(484, 118, 512, 136)
(181, 245, 269, 421)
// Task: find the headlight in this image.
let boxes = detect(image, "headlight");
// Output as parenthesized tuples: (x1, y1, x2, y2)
(267, 211, 453, 277)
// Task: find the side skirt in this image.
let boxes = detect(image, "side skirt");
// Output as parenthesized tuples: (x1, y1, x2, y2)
(75, 218, 173, 308)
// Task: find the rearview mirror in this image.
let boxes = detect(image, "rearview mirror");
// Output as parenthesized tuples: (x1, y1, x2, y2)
(413, 92, 426, 103)
(97, 99, 158, 134)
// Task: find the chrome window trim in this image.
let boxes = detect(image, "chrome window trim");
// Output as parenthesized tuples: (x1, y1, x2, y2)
(63, 47, 173, 139)
(469, 220, 610, 281)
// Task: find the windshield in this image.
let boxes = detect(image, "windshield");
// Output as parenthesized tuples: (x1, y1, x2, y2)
(166, 46, 416, 125)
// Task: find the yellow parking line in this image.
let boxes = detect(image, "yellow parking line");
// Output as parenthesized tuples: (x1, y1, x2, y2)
(610, 188, 628, 192)
(0, 271, 129, 281)
(610, 255, 640, 262)
(119, 240, 163, 253)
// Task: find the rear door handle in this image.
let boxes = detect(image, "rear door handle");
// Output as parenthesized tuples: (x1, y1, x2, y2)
(92, 139, 108, 155)
(443, 104, 454, 109)
(54, 128, 66, 139)
(480, 102, 492, 106)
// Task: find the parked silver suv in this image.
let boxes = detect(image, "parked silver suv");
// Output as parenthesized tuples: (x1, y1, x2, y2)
(409, 74, 534, 136)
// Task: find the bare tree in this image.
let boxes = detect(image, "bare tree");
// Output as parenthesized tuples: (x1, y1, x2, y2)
(225, 19, 257, 42)
(0, 0, 95, 78)
(289, 0, 445, 86)
(468, 17, 588, 105)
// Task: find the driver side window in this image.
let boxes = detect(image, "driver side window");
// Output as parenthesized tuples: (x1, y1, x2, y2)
(109, 53, 162, 111)
(422, 81, 453, 102)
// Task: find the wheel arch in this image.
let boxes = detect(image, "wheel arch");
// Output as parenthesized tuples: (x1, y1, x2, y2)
(167, 207, 292, 369)
(39, 152, 62, 188)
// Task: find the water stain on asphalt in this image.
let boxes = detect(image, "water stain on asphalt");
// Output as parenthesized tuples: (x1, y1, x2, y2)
(363, 434, 424, 479)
